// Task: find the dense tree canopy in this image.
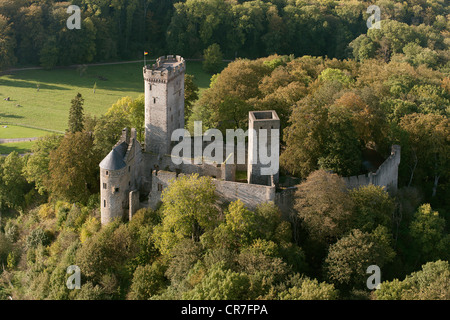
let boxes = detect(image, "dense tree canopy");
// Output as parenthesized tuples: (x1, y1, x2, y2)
(0, 0, 448, 70)
(0, 0, 448, 302)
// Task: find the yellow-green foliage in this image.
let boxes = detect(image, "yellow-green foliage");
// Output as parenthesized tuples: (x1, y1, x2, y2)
(38, 203, 55, 220)
(80, 217, 101, 243)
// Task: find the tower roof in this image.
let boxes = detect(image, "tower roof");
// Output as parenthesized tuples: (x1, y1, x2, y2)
(99, 141, 128, 170)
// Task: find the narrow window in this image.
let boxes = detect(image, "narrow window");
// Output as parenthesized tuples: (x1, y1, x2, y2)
(115, 187, 119, 193)
(128, 166, 130, 172)
(149, 84, 152, 91)
(103, 183, 107, 189)
(153, 97, 156, 104)
(103, 200, 106, 207)
(106, 171, 109, 176)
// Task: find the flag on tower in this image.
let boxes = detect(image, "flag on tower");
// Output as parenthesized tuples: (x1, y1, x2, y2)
(144, 51, 149, 55)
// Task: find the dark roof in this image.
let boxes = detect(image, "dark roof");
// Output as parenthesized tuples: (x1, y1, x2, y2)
(99, 141, 128, 170)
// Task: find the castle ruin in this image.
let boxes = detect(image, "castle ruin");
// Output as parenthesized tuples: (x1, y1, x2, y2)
(99, 55, 401, 225)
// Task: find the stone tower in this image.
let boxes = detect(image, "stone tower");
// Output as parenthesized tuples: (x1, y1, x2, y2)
(143, 55, 186, 155)
(247, 110, 280, 186)
(99, 128, 142, 225)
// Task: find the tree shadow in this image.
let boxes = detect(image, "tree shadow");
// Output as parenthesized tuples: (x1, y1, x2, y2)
(0, 113, 24, 119)
(6, 64, 144, 93)
(0, 143, 32, 155)
(0, 78, 69, 91)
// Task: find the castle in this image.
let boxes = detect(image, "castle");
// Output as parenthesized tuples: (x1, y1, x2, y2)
(99, 55, 401, 225)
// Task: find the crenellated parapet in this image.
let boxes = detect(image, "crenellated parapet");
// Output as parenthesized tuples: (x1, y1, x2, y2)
(143, 55, 185, 83)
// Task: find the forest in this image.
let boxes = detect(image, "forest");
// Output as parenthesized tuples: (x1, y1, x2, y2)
(0, 0, 448, 68)
(0, 0, 449, 300)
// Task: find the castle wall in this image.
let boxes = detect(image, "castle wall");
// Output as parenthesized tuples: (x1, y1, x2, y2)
(129, 189, 140, 221)
(342, 145, 401, 193)
(148, 170, 179, 210)
(148, 170, 276, 211)
(214, 179, 276, 209)
(274, 187, 297, 220)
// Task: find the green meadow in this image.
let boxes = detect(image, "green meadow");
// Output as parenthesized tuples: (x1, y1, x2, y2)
(0, 124, 56, 139)
(0, 141, 36, 155)
(0, 60, 214, 153)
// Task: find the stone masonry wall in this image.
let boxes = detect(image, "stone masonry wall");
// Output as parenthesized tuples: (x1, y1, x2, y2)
(147, 170, 276, 210)
(342, 145, 401, 193)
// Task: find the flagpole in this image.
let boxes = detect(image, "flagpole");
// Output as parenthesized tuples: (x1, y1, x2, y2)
(144, 51, 146, 67)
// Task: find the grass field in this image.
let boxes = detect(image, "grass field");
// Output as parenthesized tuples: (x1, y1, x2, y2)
(0, 60, 216, 153)
(0, 124, 58, 138)
(0, 60, 214, 133)
(0, 141, 36, 154)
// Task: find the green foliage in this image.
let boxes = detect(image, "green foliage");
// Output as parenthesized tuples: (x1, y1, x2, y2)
(279, 274, 338, 300)
(128, 262, 167, 300)
(203, 43, 223, 74)
(0, 232, 12, 266)
(0, 14, 17, 70)
(400, 113, 449, 196)
(317, 105, 362, 176)
(319, 68, 354, 87)
(294, 170, 355, 244)
(67, 93, 85, 134)
(47, 131, 101, 204)
(1, 0, 449, 302)
(409, 204, 449, 264)
(324, 226, 395, 290)
(39, 36, 59, 70)
(105, 95, 145, 142)
(375, 260, 450, 300)
(184, 74, 199, 124)
(25, 134, 62, 195)
(154, 174, 218, 256)
(0, 151, 30, 210)
(75, 221, 137, 288)
(183, 262, 251, 300)
(4, 221, 19, 243)
(165, 239, 203, 288)
(26, 228, 49, 250)
(93, 113, 131, 157)
(350, 185, 395, 232)
(80, 216, 101, 244)
(64, 205, 89, 231)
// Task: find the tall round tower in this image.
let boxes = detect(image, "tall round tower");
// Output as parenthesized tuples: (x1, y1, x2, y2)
(99, 142, 129, 224)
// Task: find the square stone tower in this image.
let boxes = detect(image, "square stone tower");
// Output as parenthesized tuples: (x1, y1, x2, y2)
(143, 55, 185, 155)
(247, 110, 280, 186)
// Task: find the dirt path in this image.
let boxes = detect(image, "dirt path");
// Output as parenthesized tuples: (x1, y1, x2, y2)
(0, 137, 39, 144)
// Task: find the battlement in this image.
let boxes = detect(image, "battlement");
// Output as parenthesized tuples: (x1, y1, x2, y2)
(143, 55, 185, 82)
